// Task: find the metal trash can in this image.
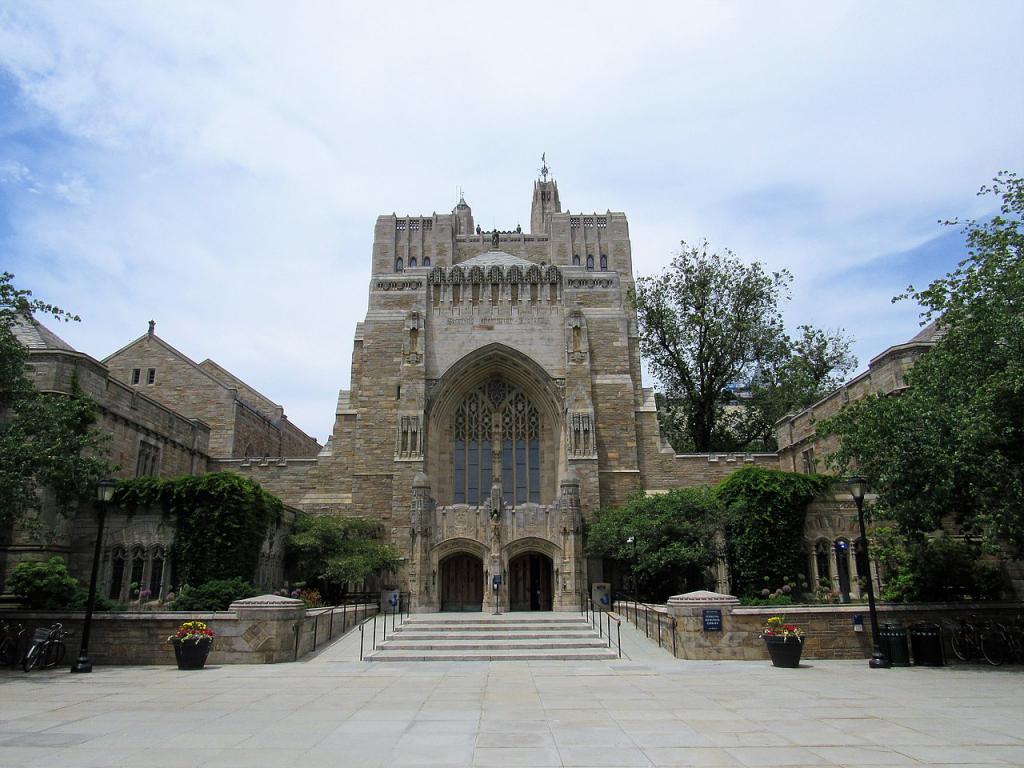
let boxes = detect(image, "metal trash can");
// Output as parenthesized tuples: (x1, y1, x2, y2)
(879, 623, 910, 666)
(909, 622, 944, 666)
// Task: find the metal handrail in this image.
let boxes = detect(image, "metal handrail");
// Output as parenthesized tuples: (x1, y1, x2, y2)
(584, 595, 623, 659)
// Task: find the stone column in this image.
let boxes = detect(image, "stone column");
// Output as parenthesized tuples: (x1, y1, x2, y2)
(666, 590, 741, 660)
(558, 471, 582, 612)
(411, 472, 435, 612)
(227, 594, 307, 664)
(848, 546, 861, 600)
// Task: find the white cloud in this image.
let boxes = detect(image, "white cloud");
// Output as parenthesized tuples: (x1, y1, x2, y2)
(1, 0, 1022, 440)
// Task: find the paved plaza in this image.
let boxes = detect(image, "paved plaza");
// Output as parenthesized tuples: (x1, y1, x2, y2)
(1, 618, 1022, 768)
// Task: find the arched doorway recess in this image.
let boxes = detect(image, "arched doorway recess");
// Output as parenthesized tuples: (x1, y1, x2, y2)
(439, 553, 483, 612)
(508, 552, 553, 611)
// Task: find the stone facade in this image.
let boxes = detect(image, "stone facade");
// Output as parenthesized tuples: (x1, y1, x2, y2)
(1, 321, 210, 592)
(215, 172, 771, 613)
(103, 323, 321, 459)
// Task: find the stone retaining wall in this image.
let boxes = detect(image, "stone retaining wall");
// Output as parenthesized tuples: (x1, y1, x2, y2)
(0, 598, 378, 666)
(618, 596, 1024, 662)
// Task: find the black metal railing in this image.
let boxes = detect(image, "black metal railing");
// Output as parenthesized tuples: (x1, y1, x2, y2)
(613, 592, 677, 657)
(581, 594, 622, 659)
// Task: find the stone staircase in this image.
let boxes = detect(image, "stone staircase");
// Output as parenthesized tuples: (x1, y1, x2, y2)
(364, 612, 618, 661)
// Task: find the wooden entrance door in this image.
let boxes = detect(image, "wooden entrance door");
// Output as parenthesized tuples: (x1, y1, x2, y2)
(509, 553, 553, 611)
(440, 554, 483, 612)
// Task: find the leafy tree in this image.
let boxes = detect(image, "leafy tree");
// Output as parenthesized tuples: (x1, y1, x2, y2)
(286, 515, 401, 601)
(822, 172, 1023, 551)
(0, 273, 113, 528)
(585, 488, 722, 602)
(635, 243, 854, 452)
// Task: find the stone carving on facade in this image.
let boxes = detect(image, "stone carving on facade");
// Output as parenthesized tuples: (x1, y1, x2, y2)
(566, 277, 614, 289)
(395, 413, 424, 459)
(404, 311, 423, 365)
(567, 310, 589, 364)
(567, 410, 597, 458)
(375, 279, 424, 291)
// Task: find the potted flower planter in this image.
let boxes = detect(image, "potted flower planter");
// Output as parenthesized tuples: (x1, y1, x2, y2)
(167, 621, 215, 670)
(761, 616, 804, 668)
(764, 635, 804, 668)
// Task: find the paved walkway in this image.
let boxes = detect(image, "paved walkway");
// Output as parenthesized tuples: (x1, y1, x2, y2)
(1, 615, 1022, 767)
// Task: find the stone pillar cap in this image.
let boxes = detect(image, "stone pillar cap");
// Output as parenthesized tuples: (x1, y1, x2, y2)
(667, 590, 740, 607)
(230, 594, 305, 612)
(413, 471, 431, 488)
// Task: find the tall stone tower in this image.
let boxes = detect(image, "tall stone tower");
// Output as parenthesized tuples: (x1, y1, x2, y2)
(530, 154, 560, 234)
(453, 193, 474, 235)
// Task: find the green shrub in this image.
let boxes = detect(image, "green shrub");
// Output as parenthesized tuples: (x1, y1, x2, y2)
(739, 594, 794, 607)
(169, 577, 261, 611)
(8, 557, 80, 609)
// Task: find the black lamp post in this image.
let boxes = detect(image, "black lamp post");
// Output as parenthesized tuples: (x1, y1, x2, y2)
(71, 479, 117, 674)
(848, 476, 890, 669)
(626, 535, 638, 609)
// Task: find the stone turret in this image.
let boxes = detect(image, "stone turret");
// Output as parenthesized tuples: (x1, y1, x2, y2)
(453, 194, 474, 235)
(531, 155, 561, 234)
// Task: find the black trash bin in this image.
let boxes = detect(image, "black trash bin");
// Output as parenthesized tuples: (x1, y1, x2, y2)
(909, 622, 944, 666)
(879, 623, 910, 666)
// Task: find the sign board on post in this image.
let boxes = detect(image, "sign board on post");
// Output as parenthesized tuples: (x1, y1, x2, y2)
(702, 609, 723, 632)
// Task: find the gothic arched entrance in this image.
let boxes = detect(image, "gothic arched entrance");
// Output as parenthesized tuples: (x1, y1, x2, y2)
(508, 552, 553, 611)
(439, 553, 483, 612)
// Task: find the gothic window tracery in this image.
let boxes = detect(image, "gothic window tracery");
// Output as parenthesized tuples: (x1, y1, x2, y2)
(451, 378, 542, 506)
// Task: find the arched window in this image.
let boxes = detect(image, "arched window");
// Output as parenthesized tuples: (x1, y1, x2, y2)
(423, 256, 431, 267)
(109, 547, 126, 600)
(409, 257, 417, 268)
(814, 540, 830, 588)
(586, 255, 594, 271)
(452, 378, 542, 506)
(600, 255, 608, 270)
(149, 546, 165, 600)
(395, 257, 404, 272)
(572, 255, 581, 265)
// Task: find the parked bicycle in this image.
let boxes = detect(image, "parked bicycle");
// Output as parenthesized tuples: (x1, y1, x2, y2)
(0, 620, 26, 667)
(22, 623, 73, 672)
(979, 613, 1024, 667)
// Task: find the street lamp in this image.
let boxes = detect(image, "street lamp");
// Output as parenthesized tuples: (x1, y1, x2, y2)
(71, 479, 117, 674)
(848, 476, 890, 669)
(626, 535, 638, 611)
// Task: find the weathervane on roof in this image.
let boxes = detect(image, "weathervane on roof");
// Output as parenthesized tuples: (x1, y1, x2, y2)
(539, 152, 550, 181)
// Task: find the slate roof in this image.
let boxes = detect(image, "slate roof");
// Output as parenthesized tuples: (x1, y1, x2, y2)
(10, 317, 76, 351)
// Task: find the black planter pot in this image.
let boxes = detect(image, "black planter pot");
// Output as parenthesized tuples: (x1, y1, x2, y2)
(172, 638, 213, 670)
(764, 635, 804, 668)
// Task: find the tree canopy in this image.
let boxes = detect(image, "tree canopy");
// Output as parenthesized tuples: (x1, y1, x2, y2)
(634, 242, 855, 452)
(585, 487, 722, 602)
(285, 514, 402, 600)
(822, 172, 1023, 551)
(0, 273, 112, 528)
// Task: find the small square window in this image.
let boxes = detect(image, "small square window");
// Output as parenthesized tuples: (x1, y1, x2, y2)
(147, 368, 156, 384)
(131, 368, 140, 385)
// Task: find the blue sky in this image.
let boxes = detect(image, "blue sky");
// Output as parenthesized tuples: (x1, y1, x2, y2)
(1, 1, 1022, 442)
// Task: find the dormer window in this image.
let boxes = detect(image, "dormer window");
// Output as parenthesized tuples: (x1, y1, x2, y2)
(600, 255, 608, 270)
(586, 255, 594, 271)
(409, 257, 417, 268)
(395, 257, 404, 272)
(572, 255, 581, 265)
(423, 256, 431, 267)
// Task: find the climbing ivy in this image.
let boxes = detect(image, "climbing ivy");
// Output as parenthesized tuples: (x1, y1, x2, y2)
(717, 466, 831, 597)
(114, 472, 283, 588)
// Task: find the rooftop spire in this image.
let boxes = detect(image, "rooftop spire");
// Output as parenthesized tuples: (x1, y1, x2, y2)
(539, 152, 550, 181)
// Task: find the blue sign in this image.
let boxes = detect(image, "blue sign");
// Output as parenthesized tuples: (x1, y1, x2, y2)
(702, 609, 723, 632)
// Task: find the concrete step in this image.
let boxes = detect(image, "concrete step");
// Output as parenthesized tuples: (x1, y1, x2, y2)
(364, 611, 617, 662)
(378, 640, 610, 650)
(366, 648, 619, 662)
(394, 632, 598, 640)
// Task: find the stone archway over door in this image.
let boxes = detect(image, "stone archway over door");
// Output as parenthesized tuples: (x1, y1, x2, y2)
(509, 552, 553, 611)
(440, 553, 483, 612)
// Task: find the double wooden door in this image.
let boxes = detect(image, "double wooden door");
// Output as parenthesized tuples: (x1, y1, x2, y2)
(440, 554, 483, 612)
